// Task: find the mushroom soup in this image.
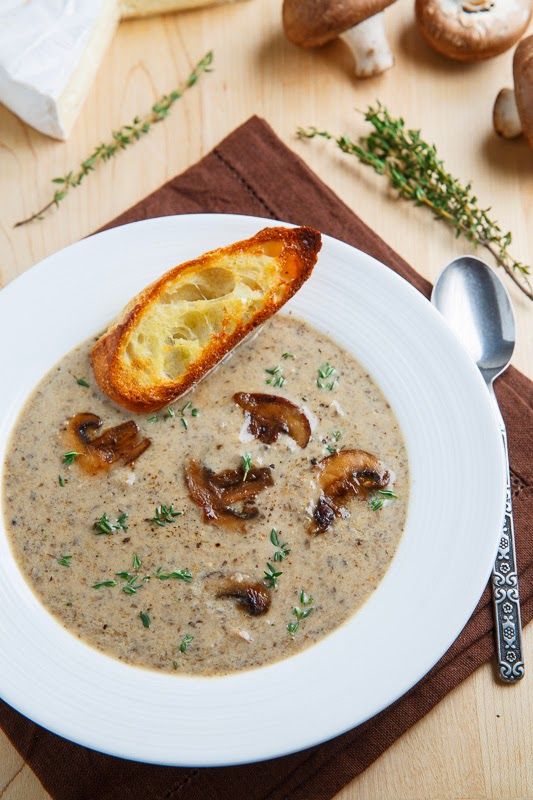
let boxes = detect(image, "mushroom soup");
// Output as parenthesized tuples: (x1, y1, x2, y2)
(2, 315, 409, 675)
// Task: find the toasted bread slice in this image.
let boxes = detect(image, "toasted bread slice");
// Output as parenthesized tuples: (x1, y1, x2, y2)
(91, 226, 321, 412)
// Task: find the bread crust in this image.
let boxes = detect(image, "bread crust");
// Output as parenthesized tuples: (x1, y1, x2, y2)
(91, 226, 322, 412)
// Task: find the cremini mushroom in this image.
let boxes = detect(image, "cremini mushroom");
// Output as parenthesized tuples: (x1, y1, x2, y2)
(415, 0, 532, 62)
(311, 449, 390, 533)
(66, 412, 150, 474)
(184, 459, 274, 532)
(233, 392, 311, 448)
(493, 35, 533, 147)
(215, 576, 272, 616)
(282, 0, 397, 78)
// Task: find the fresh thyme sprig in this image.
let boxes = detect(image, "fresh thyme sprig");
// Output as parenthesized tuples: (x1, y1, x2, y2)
(297, 105, 532, 301)
(15, 51, 214, 228)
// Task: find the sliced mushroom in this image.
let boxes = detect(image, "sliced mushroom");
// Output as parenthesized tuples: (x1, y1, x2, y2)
(184, 459, 274, 532)
(216, 578, 271, 616)
(234, 392, 311, 448)
(311, 449, 390, 533)
(66, 412, 150, 474)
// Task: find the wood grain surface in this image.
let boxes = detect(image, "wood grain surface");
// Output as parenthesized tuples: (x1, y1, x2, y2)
(0, 1, 531, 798)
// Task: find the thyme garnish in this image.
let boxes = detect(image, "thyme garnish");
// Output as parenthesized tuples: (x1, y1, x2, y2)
(56, 554, 72, 567)
(270, 528, 291, 561)
(58, 475, 66, 487)
(179, 633, 194, 653)
(265, 365, 285, 388)
(369, 488, 398, 511)
(139, 610, 151, 629)
(287, 590, 314, 635)
(264, 562, 283, 589)
(149, 505, 182, 526)
(93, 512, 128, 535)
(155, 568, 192, 582)
(297, 105, 532, 300)
(242, 452, 252, 481)
(325, 429, 342, 454)
(75, 377, 90, 388)
(15, 52, 214, 228)
(317, 363, 337, 390)
(62, 451, 81, 465)
(92, 580, 117, 589)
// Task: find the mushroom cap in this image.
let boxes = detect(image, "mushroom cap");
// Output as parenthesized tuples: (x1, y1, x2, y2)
(514, 34, 533, 147)
(283, 0, 396, 48)
(415, 0, 532, 62)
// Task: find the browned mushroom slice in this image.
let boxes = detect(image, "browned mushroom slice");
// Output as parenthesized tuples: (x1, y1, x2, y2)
(311, 449, 390, 533)
(233, 392, 311, 448)
(66, 412, 151, 474)
(184, 460, 274, 533)
(216, 578, 271, 616)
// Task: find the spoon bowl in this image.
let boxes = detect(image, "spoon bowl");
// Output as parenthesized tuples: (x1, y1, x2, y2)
(431, 256, 516, 386)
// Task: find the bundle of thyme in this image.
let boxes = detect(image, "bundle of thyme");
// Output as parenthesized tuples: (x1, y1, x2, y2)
(297, 105, 531, 300)
(15, 51, 213, 228)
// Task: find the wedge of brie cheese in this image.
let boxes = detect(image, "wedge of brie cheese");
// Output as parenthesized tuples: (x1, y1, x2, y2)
(120, 0, 245, 17)
(0, 0, 119, 140)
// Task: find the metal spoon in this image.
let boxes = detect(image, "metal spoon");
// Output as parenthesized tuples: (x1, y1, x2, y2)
(432, 256, 524, 682)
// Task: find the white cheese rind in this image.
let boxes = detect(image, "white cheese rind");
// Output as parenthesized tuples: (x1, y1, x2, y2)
(0, 0, 119, 140)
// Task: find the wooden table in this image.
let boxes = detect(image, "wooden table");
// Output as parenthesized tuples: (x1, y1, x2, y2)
(0, 1, 531, 797)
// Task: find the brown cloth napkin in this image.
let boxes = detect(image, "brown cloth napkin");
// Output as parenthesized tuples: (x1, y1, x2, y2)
(2, 117, 532, 800)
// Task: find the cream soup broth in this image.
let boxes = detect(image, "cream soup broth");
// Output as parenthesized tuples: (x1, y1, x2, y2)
(3, 315, 408, 675)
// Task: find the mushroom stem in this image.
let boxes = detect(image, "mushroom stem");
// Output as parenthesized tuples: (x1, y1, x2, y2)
(493, 88, 523, 139)
(343, 12, 394, 78)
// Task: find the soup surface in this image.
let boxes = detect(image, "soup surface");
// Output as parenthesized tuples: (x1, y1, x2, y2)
(3, 315, 408, 675)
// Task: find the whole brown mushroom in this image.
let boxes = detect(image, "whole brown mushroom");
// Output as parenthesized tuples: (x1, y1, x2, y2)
(493, 35, 533, 148)
(282, 0, 397, 78)
(415, 0, 532, 62)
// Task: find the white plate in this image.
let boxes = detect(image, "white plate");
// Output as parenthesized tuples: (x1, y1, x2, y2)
(0, 214, 504, 766)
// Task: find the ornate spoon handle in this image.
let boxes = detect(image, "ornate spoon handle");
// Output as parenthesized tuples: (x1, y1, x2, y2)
(491, 422, 524, 682)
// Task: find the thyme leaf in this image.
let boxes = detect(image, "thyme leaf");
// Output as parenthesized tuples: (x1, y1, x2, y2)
(62, 451, 81, 465)
(264, 561, 283, 589)
(139, 610, 151, 629)
(93, 512, 128, 535)
(179, 633, 194, 653)
(270, 528, 291, 561)
(56, 554, 72, 567)
(265, 365, 285, 388)
(156, 568, 192, 582)
(149, 504, 182, 526)
(242, 452, 252, 482)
